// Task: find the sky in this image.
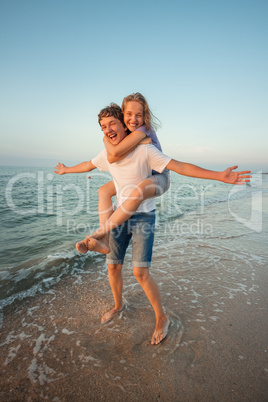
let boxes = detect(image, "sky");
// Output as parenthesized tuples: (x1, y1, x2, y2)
(0, 0, 267, 172)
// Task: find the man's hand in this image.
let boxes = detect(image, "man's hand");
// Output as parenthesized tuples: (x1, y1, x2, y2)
(54, 163, 67, 175)
(221, 166, 251, 184)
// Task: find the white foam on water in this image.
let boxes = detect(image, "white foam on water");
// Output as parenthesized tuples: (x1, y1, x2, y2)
(62, 328, 75, 335)
(4, 344, 21, 365)
(27, 305, 40, 317)
(28, 358, 60, 385)
(33, 333, 55, 356)
(78, 354, 100, 363)
(47, 249, 78, 260)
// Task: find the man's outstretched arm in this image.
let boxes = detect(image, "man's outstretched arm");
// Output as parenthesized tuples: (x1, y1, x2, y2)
(54, 161, 96, 175)
(166, 160, 251, 185)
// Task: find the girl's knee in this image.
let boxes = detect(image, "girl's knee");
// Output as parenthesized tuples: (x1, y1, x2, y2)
(130, 186, 144, 201)
(129, 181, 155, 202)
(98, 181, 116, 198)
(98, 183, 109, 197)
(135, 179, 156, 199)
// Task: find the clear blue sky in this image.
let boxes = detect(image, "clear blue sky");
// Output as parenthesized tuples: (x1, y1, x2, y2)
(1, 0, 267, 171)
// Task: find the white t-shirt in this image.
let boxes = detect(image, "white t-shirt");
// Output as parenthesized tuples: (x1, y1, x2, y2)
(92, 144, 171, 213)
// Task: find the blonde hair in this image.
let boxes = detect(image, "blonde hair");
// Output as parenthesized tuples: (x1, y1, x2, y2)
(121, 93, 160, 131)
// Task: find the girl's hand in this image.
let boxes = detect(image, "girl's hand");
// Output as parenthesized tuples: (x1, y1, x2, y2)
(140, 137, 152, 145)
(221, 166, 251, 184)
(54, 163, 67, 175)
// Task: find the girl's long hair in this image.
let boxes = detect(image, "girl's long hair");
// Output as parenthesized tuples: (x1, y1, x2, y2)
(121, 92, 160, 131)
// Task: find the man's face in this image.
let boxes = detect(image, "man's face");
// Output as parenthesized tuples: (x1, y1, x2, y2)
(100, 116, 127, 145)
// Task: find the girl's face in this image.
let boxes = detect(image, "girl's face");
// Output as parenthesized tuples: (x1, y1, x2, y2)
(124, 101, 144, 132)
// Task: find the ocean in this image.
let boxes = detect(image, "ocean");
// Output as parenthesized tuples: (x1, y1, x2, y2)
(0, 166, 267, 319)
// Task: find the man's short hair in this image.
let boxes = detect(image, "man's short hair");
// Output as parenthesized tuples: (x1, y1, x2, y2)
(98, 103, 125, 126)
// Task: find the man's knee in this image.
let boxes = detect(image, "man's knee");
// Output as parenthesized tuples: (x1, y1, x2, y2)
(108, 264, 122, 275)
(133, 267, 149, 282)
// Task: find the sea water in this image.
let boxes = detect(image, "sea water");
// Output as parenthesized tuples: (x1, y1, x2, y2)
(0, 166, 267, 317)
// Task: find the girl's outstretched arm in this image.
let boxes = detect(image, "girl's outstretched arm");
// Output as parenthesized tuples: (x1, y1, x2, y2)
(166, 160, 251, 184)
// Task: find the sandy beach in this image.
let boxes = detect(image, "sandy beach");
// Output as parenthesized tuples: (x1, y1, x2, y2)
(1, 228, 267, 401)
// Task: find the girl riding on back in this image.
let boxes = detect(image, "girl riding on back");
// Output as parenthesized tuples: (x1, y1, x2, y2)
(77, 93, 170, 253)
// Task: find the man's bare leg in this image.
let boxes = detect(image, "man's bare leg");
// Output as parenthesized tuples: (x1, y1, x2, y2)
(133, 266, 170, 345)
(101, 264, 124, 323)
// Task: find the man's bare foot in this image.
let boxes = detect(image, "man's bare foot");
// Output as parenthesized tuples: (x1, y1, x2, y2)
(101, 306, 124, 324)
(76, 236, 110, 255)
(151, 316, 170, 345)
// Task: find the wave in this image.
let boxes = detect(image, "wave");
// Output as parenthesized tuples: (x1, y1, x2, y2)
(0, 247, 106, 311)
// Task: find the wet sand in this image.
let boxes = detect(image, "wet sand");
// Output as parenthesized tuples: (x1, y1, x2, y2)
(1, 236, 267, 402)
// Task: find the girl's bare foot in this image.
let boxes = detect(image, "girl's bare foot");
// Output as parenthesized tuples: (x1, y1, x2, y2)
(87, 237, 110, 254)
(151, 316, 170, 345)
(76, 239, 89, 254)
(76, 236, 110, 255)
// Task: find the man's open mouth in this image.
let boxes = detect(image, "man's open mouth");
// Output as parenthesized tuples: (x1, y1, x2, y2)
(109, 133, 117, 141)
